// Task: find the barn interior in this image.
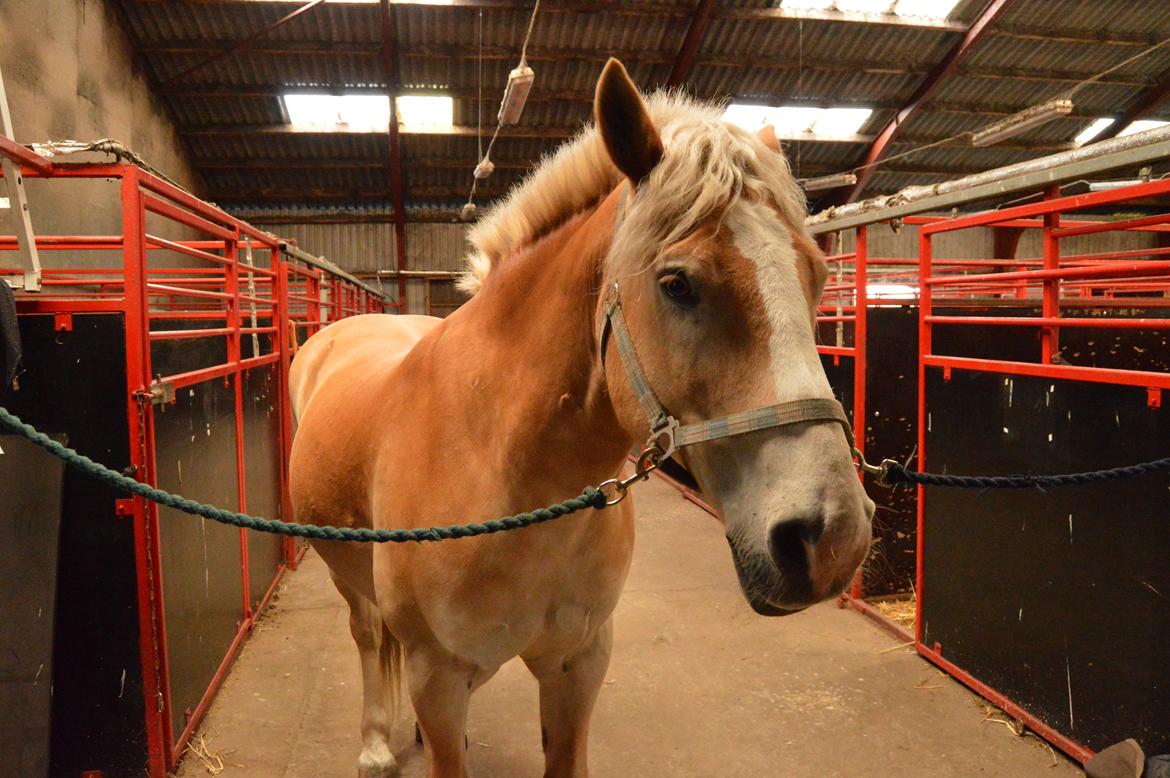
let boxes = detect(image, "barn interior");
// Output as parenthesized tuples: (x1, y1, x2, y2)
(1, 1, 1168, 777)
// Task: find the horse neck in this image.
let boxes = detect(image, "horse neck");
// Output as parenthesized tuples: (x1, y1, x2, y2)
(444, 190, 635, 495)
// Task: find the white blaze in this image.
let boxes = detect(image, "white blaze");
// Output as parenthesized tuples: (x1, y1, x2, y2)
(726, 199, 834, 404)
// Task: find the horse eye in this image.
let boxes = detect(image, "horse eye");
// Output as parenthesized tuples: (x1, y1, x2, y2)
(660, 272, 693, 301)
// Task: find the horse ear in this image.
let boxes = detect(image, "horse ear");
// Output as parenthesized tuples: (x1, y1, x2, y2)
(595, 58, 663, 185)
(756, 123, 781, 154)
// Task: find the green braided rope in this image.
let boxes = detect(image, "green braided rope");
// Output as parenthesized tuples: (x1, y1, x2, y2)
(0, 406, 608, 543)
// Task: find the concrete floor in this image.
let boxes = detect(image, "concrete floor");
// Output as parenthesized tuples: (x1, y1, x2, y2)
(175, 477, 1082, 778)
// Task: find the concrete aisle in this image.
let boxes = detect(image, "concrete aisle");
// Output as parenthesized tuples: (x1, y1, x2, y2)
(175, 477, 1081, 778)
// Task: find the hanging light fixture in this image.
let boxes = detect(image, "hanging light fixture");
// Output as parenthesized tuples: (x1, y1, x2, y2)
(970, 99, 1074, 147)
(801, 172, 858, 191)
(498, 60, 535, 125)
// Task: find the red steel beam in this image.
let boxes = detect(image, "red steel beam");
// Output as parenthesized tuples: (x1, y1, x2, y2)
(380, 0, 409, 309)
(158, 0, 329, 88)
(666, 0, 716, 87)
(839, 0, 1014, 204)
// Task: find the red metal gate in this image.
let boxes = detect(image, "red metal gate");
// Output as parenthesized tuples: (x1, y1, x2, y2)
(2, 159, 385, 776)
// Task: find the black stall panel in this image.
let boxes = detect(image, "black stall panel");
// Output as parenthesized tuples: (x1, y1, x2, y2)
(923, 369, 1170, 754)
(860, 307, 917, 595)
(242, 363, 284, 608)
(154, 376, 243, 741)
(0, 435, 64, 777)
(3, 314, 147, 777)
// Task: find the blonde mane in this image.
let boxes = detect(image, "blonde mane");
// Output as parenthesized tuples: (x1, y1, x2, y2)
(459, 92, 810, 295)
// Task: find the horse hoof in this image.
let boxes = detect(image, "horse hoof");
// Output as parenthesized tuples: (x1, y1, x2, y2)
(357, 743, 399, 778)
(357, 766, 399, 778)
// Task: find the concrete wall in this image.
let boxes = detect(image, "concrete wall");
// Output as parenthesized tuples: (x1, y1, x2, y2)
(0, 0, 201, 266)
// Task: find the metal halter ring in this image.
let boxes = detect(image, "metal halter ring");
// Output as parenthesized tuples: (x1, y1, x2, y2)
(597, 445, 665, 506)
(852, 447, 898, 487)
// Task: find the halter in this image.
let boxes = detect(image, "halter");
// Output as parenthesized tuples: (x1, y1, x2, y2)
(596, 281, 865, 504)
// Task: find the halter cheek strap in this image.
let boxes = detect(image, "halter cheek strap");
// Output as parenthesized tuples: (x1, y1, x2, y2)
(598, 282, 857, 462)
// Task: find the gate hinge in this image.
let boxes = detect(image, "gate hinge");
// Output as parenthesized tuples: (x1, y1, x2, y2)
(134, 380, 175, 406)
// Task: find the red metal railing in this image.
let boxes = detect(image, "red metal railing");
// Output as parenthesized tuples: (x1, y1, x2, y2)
(1, 158, 386, 776)
(812, 184, 1170, 765)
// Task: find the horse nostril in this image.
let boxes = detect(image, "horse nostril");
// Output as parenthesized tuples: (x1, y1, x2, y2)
(767, 513, 825, 572)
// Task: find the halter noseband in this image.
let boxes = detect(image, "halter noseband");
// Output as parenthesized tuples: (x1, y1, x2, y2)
(596, 281, 862, 504)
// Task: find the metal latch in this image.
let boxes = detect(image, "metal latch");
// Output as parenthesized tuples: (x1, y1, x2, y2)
(135, 380, 175, 406)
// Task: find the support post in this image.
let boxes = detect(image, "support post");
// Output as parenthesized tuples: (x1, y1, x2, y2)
(1041, 186, 1061, 362)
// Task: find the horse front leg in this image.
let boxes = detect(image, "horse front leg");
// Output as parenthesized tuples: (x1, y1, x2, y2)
(331, 572, 401, 778)
(523, 617, 614, 778)
(406, 647, 477, 778)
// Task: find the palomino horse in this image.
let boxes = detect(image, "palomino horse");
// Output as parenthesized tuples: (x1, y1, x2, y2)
(289, 59, 875, 778)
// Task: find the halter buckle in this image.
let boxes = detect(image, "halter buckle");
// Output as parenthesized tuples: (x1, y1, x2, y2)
(647, 417, 679, 461)
(597, 441, 667, 506)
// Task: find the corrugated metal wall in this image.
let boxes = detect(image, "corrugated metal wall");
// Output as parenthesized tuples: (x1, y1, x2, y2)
(276, 223, 467, 273)
(275, 222, 468, 314)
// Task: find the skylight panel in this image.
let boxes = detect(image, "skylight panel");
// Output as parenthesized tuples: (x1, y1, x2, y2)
(779, 0, 959, 18)
(284, 94, 388, 130)
(282, 93, 453, 132)
(809, 107, 873, 137)
(1073, 117, 1115, 146)
(779, 0, 836, 10)
(834, 0, 896, 13)
(1117, 119, 1170, 137)
(722, 103, 774, 131)
(395, 95, 454, 130)
(722, 103, 872, 139)
(892, 0, 961, 19)
(770, 106, 824, 136)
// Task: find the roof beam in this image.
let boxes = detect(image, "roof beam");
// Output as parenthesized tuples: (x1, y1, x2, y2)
(125, 0, 690, 14)
(193, 156, 536, 170)
(182, 123, 577, 139)
(211, 185, 515, 201)
(990, 24, 1163, 48)
(160, 85, 1112, 120)
(181, 123, 874, 143)
(666, 0, 716, 87)
(160, 83, 597, 102)
(840, 0, 1014, 204)
(1093, 72, 1170, 142)
(715, 7, 965, 32)
(142, 43, 1151, 89)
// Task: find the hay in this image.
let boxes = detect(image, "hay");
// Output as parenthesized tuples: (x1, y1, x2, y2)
(872, 595, 917, 631)
(183, 732, 244, 775)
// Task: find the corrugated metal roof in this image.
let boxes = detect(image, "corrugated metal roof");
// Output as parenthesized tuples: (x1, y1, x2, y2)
(115, 0, 1170, 211)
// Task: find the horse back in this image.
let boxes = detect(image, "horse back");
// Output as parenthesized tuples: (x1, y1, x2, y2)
(289, 313, 441, 422)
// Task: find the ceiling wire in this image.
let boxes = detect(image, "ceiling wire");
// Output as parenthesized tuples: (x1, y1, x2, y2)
(465, 0, 543, 213)
(477, 9, 484, 163)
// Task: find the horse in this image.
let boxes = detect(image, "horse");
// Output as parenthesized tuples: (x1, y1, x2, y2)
(288, 58, 875, 778)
